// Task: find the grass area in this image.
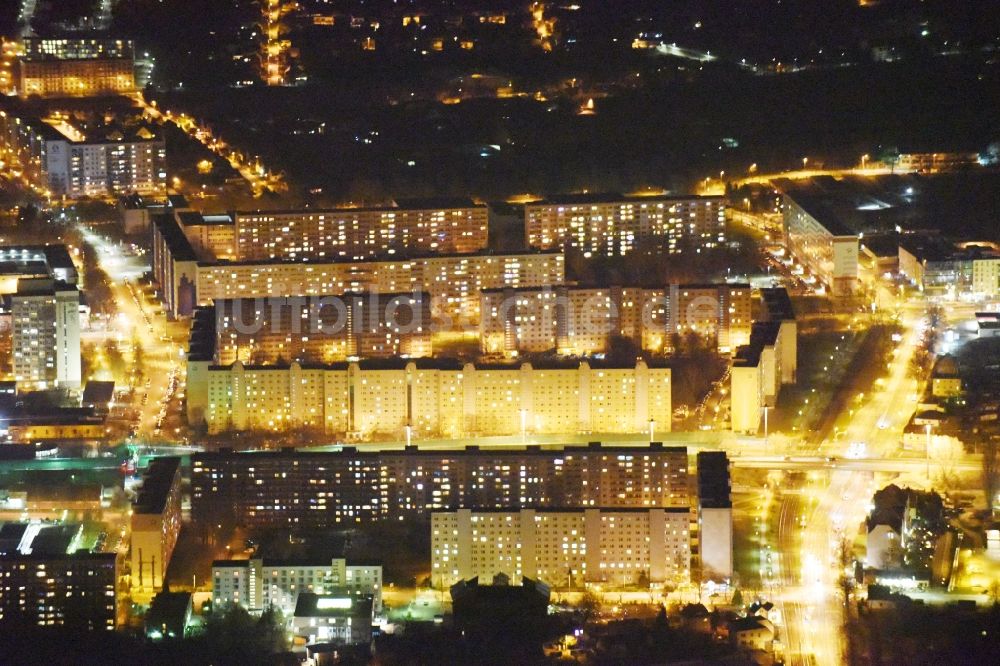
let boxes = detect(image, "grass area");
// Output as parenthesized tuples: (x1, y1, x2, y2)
(772, 330, 862, 436)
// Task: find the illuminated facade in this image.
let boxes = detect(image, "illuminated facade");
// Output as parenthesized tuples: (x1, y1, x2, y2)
(480, 286, 668, 356)
(730, 319, 796, 435)
(233, 199, 488, 261)
(193, 250, 565, 322)
(11, 278, 81, 390)
(778, 187, 859, 296)
(432, 507, 691, 589)
(18, 37, 135, 98)
(972, 258, 1000, 298)
(669, 284, 752, 352)
(479, 283, 750, 356)
(190, 442, 690, 528)
(202, 291, 432, 365)
(186, 359, 671, 437)
(524, 193, 726, 256)
(212, 558, 382, 615)
(0, 112, 165, 198)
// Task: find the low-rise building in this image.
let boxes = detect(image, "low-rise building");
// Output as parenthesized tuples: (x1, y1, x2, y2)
(211, 557, 382, 616)
(291, 593, 374, 646)
(145, 591, 193, 640)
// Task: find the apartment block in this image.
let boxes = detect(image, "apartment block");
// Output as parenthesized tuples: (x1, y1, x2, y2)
(130, 457, 183, 602)
(525, 193, 726, 257)
(0, 550, 117, 631)
(11, 278, 81, 390)
(190, 442, 690, 529)
(669, 283, 752, 352)
(697, 451, 733, 581)
(233, 198, 488, 261)
(431, 507, 691, 589)
(0, 111, 165, 198)
(152, 211, 564, 319)
(186, 358, 671, 437)
(204, 291, 432, 365)
(973, 257, 1000, 298)
(479, 286, 668, 356)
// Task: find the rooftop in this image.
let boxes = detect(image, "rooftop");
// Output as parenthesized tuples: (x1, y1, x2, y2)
(526, 192, 722, 206)
(776, 173, 1000, 241)
(293, 593, 373, 619)
(133, 457, 181, 515)
(696, 451, 732, 509)
(733, 321, 782, 368)
(195, 441, 687, 463)
(234, 197, 482, 217)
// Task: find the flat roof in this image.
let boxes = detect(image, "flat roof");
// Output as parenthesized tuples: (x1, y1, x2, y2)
(153, 214, 198, 262)
(234, 197, 482, 217)
(133, 457, 181, 515)
(194, 441, 687, 462)
(526, 192, 722, 206)
(760, 287, 795, 320)
(733, 321, 782, 368)
(198, 248, 562, 268)
(697, 451, 732, 509)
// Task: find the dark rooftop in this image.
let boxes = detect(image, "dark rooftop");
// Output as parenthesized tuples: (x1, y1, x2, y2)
(153, 214, 198, 262)
(733, 321, 782, 368)
(293, 592, 373, 619)
(526, 192, 722, 206)
(697, 451, 732, 509)
(133, 457, 181, 515)
(760, 287, 795, 321)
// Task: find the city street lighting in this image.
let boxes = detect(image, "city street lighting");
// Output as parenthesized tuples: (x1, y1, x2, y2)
(648, 418, 655, 443)
(861, 153, 869, 169)
(405, 423, 412, 448)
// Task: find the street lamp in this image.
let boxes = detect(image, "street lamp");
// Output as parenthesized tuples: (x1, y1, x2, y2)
(861, 153, 869, 170)
(405, 422, 412, 448)
(802, 157, 808, 168)
(648, 418, 655, 443)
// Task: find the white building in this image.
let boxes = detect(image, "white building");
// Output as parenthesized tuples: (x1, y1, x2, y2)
(972, 258, 1000, 298)
(431, 507, 692, 589)
(12, 278, 81, 389)
(211, 557, 382, 616)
